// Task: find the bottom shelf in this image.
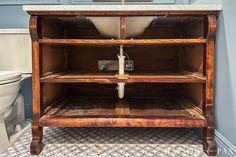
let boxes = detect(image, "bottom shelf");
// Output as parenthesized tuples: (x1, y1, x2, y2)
(40, 97, 206, 128)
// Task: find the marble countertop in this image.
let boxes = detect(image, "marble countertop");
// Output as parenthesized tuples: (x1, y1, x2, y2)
(23, 5, 222, 11)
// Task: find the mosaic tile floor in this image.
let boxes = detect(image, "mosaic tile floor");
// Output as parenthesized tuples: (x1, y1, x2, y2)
(1, 127, 208, 157)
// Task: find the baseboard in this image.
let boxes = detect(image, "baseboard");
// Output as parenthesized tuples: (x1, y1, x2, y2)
(0, 29, 29, 34)
(215, 130, 236, 156)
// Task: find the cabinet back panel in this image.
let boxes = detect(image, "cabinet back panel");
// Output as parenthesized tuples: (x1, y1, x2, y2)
(68, 45, 179, 73)
(40, 16, 205, 39)
(41, 44, 204, 75)
(66, 83, 180, 98)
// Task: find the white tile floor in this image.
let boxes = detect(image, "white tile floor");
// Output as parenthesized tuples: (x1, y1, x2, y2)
(1, 127, 208, 157)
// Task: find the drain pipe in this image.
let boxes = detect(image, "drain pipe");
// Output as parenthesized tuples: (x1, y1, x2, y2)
(117, 45, 125, 99)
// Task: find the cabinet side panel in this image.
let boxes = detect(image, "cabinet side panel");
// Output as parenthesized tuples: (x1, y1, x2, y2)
(42, 45, 66, 75)
(179, 45, 204, 74)
(29, 15, 44, 155)
(203, 15, 217, 156)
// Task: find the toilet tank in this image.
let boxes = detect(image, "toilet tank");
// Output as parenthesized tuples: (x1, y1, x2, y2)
(0, 29, 32, 73)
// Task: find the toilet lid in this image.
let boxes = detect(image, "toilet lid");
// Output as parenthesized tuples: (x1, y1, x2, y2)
(0, 71, 22, 85)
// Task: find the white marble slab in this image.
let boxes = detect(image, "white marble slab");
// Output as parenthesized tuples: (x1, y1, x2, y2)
(23, 5, 222, 12)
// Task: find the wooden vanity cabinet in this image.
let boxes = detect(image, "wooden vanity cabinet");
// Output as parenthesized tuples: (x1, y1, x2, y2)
(27, 10, 218, 156)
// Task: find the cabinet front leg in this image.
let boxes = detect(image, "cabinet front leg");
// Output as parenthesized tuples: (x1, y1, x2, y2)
(29, 15, 44, 155)
(203, 126, 217, 156)
(30, 123, 44, 155)
(203, 15, 217, 156)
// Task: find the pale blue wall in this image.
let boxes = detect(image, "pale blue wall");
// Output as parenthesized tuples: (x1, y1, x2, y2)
(1, 0, 236, 153)
(215, 0, 236, 148)
(0, 5, 29, 28)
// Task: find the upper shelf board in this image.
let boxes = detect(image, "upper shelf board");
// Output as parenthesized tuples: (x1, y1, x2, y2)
(39, 39, 207, 45)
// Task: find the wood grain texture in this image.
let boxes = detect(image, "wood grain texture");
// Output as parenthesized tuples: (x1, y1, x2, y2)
(40, 71, 206, 83)
(42, 98, 203, 118)
(179, 45, 204, 74)
(41, 18, 64, 39)
(29, 15, 44, 155)
(39, 97, 206, 127)
(181, 83, 204, 109)
(42, 83, 65, 110)
(203, 15, 217, 156)
(66, 83, 180, 98)
(120, 16, 126, 39)
(41, 16, 204, 40)
(115, 100, 130, 116)
(41, 45, 65, 75)
(39, 39, 207, 45)
(68, 45, 179, 73)
(40, 116, 206, 128)
(28, 11, 218, 156)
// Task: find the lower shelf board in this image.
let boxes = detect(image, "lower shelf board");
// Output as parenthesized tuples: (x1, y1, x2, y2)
(40, 71, 205, 83)
(40, 97, 206, 127)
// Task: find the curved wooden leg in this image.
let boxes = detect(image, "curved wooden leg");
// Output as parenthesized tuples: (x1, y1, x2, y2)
(30, 125, 44, 155)
(203, 15, 217, 156)
(203, 127, 217, 156)
(29, 15, 44, 155)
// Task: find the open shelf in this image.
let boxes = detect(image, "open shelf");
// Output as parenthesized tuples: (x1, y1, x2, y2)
(40, 16, 206, 40)
(39, 38, 207, 45)
(40, 44, 205, 81)
(40, 97, 206, 127)
(40, 71, 205, 83)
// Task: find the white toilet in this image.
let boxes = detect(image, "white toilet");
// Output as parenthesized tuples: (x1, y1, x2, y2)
(0, 72, 31, 152)
(0, 29, 32, 152)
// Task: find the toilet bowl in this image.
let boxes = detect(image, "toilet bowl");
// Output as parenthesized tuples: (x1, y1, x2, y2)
(0, 71, 21, 115)
(0, 71, 31, 153)
(0, 29, 32, 152)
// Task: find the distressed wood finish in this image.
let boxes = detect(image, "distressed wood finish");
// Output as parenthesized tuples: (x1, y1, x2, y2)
(40, 117, 206, 127)
(39, 38, 207, 45)
(40, 97, 206, 127)
(120, 16, 126, 39)
(39, 97, 206, 124)
(28, 10, 218, 156)
(40, 71, 206, 83)
(29, 16, 44, 155)
(203, 15, 217, 156)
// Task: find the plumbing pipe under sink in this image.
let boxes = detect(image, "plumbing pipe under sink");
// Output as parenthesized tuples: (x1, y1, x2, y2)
(85, 16, 157, 98)
(86, 16, 157, 98)
(117, 45, 125, 99)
